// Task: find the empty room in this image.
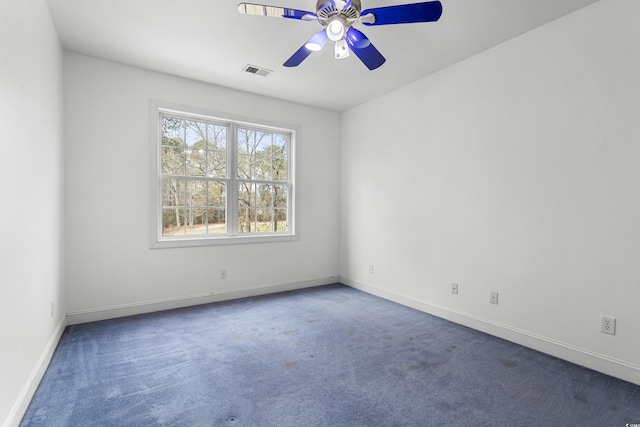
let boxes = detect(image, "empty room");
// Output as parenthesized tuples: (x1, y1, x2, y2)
(2, 0, 639, 425)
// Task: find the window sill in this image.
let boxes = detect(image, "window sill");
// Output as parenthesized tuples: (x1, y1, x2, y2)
(150, 233, 299, 249)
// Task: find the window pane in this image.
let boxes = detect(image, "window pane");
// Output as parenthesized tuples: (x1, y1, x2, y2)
(273, 184, 288, 208)
(163, 208, 185, 236)
(254, 154, 270, 181)
(238, 208, 256, 233)
(237, 153, 251, 180)
(236, 128, 289, 181)
(185, 149, 206, 176)
(184, 121, 206, 149)
(207, 150, 226, 178)
(162, 147, 185, 175)
(256, 184, 272, 211)
(257, 208, 274, 232)
(207, 208, 226, 235)
(162, 116, 184, 140)
(238, 182, 255, 209)
(207, 124, 227, 151)
(256, 134, 271, 155)
(186, 180, 207, 208)
(237, 128, 268, 180)
(274, 208, 288, 232)
(162, 179, 184, 207)
(271, 135, 288, 182)
(237, 183, 288, 234)
(185, 208, 207, 235)
(207, 181, 226, 207)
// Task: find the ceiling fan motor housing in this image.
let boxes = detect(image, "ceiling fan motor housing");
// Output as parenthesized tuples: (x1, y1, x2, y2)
(316, 0, 361, 26)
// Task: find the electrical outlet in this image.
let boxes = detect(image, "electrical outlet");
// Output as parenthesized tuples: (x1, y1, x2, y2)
(451, 283, 458, 295)
(490, 292, 498, 305)
(220, 269, 228, 279)
(368, 264, 374, 274)
(600, 316, 616, 335)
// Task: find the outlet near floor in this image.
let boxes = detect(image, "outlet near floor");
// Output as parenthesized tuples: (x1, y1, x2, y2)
(490, 292, 498, 305)
(600, 316, 616, 335)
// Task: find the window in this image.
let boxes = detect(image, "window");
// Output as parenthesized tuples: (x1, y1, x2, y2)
(152, 106, 296, 247)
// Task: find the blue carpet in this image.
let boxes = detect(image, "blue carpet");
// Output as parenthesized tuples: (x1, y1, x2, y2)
(20, 284, 640, 426)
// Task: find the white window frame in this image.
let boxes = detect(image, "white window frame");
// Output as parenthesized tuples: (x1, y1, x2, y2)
(150, 101, 298, 248)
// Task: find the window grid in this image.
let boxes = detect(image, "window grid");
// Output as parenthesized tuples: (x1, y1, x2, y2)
(157, 109, 293, 242)
(161, 178, 227, 236)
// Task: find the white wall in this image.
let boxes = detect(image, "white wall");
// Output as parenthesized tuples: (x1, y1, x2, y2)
(340, 0, 640, 385)
(64, 53, 341, 322)
(0, 0, 66, 425)
(3, 2, 637, 424)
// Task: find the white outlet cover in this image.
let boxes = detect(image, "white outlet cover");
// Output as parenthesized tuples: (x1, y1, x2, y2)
(490, 292, 498, 304)
(600, 316, 616, 335)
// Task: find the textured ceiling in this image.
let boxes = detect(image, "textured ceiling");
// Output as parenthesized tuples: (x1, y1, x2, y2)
(47, 0, 599, 111)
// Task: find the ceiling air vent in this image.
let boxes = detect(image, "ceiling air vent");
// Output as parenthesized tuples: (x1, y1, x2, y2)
(243, 64, 272, 77)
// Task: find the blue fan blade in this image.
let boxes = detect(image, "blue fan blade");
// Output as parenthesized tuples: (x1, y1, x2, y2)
(346, 28, 386, 70)
(361, 1, 442, 26)
(329, 0, 352, 10)
(237, 3, 317, 21)
(283, 45, 313, 67)
(282, 8, 316, 20)
(346, 27, 370, 49)
(283, 31, 328, 67)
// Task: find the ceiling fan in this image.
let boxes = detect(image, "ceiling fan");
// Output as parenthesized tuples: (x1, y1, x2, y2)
(237, 0, 442, 70)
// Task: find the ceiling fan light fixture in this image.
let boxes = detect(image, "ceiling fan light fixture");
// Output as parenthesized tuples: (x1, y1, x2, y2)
(305, 30, 328, 51)
(326, 18, 345, 41)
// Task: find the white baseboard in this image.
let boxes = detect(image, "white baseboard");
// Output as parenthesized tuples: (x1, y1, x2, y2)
(3, 316, 67, 427)
(341, 276, 640, 387)
(66, 276, 339, 325)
